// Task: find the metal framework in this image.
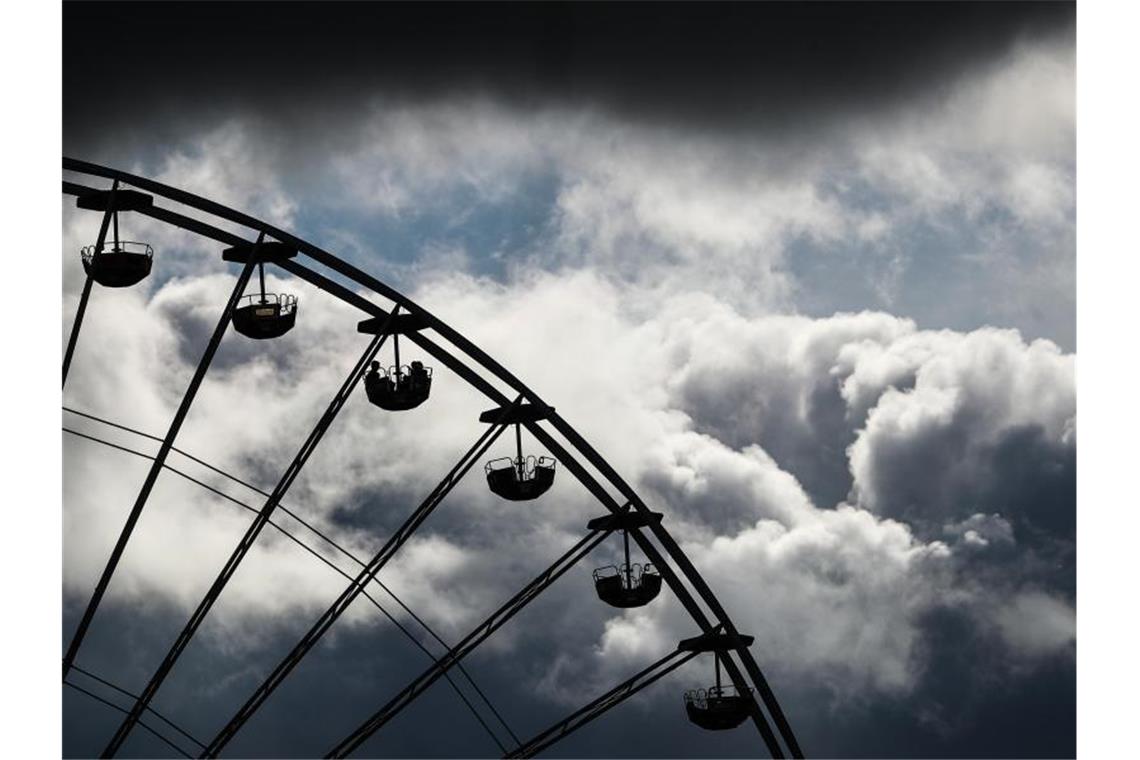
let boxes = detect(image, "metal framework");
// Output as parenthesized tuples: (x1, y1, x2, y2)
(101, 319, 397, 756)
(62, 178, 116, 388)
(202, 399, 522, 755)
(62, 232, 263, 682)
(507, 648, 701, 759)
(326, 528, 612, 758)
(61, 157, 804, 759)
(67, 662, 207, 758)
(62, 414, 519, 753)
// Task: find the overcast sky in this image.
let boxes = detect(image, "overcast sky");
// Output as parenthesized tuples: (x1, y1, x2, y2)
(62, 3, 1075, 758)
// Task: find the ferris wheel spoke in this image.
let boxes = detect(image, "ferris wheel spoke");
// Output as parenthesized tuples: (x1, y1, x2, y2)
(65, 420, 771, 759)
(66, 405, 385, 573)
(63, 179, 118, 388)
(63, 273, 94, 386)
(64, 421, 517, 755)
(62, 232, 264, 688)
(62, 181, 117, 389)
(201, 397, 523, 757)
(69, 662, 208, 754)
(65, 403, 519, 747)
(324, 528, 611, 759)
(506, 647, 699, 759)
(101, 313, 400, 757)
(64, 679, 197, 759)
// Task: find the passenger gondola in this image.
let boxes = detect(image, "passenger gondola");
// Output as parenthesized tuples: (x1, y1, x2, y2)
(76, 188, 155, 288)
(232, 292, 298, 339)
(478, 403, 558, 501)
(485, 454, 557, 501)
(683, 683, 754, 731)
(593, 563, 662, 608)
(357, 313, 434, 411)
(365, 359, 433, 411)
(223, 240, 299, 340)
(81, 241, 153, 288)
(592, 523, 663, 608)
(678, 633, 757, 731)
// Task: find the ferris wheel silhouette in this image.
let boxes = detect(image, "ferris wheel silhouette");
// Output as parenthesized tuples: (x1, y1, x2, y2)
(61, 157, 804, 759)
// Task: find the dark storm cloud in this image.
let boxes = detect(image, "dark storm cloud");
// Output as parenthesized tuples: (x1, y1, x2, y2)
(61, 5, 1076, 758)
(673, 351, 860, 511)
(779, 607, 1075, 759)
(855, 419, 1076, 548)
(63, 1, 1073, 151)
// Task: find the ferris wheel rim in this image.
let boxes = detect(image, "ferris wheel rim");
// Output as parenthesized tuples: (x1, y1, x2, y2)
(61, 157, 803, 759)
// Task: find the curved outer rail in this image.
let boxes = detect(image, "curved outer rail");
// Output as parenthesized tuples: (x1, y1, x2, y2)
(62, 157, 803, 759)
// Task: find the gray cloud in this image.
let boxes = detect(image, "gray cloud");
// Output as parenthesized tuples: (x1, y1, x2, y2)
(64, 262, 1074, 756)
(65, 27, 1074, 350)
(61, 5, 1074, 755)
(63, 3, 1073, 152)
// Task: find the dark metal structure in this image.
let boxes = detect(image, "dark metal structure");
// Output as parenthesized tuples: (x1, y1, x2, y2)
(61, 408, 519, 756)
(61, 158, 804, 759)
(681, 632, 757, 732)
(506, 647, 700, 758)
(590, 510, 665, 609)
(224, 240, 299, 339)
(481, 404, 558, 501)
(360, 313, 434, 410)
(76, 186, 155, 288)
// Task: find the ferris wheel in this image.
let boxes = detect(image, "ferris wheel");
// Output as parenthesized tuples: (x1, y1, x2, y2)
(61, 157, 804, 759)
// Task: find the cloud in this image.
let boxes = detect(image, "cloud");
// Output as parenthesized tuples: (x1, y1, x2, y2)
(845, 328, 1075, 536)
(944, 513, 1016, 550)
(66, 29, 1074, 350)
(63, 264, 1074, 735)
(59, 9, 1074, 753)
(64, 3, 1073, 149)
(991, 591, 1076, 660)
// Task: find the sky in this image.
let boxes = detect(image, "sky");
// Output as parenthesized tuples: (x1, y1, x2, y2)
(61, 3, 1076, 758)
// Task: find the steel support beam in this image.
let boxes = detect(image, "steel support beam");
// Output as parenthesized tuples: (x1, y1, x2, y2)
(65, 680, 195, 759)
(63, 179, 118, 388)
(62, 232, 263, 681)
(325, 529, 611, 758)
(69, 662, 208, 754)
(64, 418, 515, 755)
(507, 648, 699, 759)
(201, 399, 521, 756)
(101, 309, 400, 757)
(63, 274, 95, 387)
